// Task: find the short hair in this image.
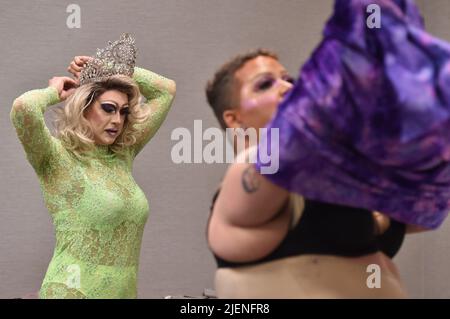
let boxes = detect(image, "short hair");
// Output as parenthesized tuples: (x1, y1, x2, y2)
(205, 49, 278, 130)
(53, 75, 149, 157)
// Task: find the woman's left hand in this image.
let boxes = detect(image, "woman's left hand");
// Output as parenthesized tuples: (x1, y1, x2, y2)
(67, 55, 92, 80)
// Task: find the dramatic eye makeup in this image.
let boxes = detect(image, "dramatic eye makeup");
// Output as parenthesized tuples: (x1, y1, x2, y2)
(255, 76, 276, 92)
(100, 102, 130, 116)
(119, 107, 130, 116)
(253, 73, 294, 92)
(101, 102, 117, 113)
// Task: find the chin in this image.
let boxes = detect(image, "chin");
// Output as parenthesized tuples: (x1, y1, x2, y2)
(99, 135, 119, 145)
(96, 139, 115, 146)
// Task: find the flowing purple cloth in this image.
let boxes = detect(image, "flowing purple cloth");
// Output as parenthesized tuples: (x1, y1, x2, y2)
(256, 0, 450, 229)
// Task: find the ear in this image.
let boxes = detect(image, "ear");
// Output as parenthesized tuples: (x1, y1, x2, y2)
(223, 109, 242, 129)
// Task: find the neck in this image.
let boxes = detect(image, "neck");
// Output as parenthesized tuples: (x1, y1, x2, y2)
(93, 143, 112, 156)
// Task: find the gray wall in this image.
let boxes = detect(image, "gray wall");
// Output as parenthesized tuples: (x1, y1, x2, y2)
(0, 0, 449, 298)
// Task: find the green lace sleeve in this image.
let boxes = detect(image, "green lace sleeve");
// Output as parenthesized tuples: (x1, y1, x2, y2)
(10, 86, 61, 173)
(131, 67, 176, 157)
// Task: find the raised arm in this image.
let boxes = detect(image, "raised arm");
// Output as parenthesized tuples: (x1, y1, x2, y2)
(10, 77, 76, 173)
(130, 67, 176, 157)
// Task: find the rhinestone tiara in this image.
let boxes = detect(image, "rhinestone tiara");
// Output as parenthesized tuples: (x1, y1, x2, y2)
(79, 33, 137, 86)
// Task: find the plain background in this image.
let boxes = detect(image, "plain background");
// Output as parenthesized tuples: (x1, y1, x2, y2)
(1, 0, 450, 298)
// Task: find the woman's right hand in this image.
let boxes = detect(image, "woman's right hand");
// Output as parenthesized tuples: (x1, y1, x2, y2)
(48, 76, 78, 101)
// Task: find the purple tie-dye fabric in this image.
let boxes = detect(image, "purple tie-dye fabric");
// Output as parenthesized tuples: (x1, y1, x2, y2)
(256, 0, 450, 229)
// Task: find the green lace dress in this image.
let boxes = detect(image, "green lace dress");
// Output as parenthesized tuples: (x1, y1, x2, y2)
(10, 67, 175, 298)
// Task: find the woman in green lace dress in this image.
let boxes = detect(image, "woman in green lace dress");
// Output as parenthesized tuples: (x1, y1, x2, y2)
(10, 35, 176, 299)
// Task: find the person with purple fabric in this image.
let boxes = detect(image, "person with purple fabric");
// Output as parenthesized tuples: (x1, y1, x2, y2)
(257, 0, 450, 230)
(205, 0, 440, 298)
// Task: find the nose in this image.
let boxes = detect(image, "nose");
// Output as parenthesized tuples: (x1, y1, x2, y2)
(279, 79, 294, 98)
(110, 111, 122, 125)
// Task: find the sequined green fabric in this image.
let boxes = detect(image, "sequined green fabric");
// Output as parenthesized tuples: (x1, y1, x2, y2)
(10, 67, 175, 298)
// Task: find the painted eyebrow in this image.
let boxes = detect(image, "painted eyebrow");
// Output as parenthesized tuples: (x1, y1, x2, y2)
(99, 100, 129, 109)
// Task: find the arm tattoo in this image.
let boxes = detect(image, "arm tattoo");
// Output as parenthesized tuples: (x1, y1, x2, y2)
(241, 165, 261, 193)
